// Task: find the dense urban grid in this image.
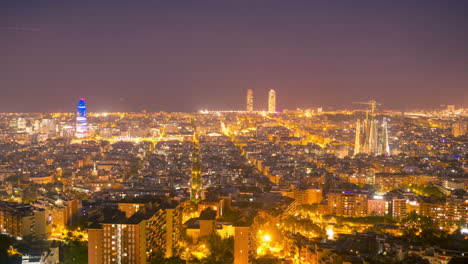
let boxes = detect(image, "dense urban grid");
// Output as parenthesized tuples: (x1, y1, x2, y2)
(0, 92, 467, 264)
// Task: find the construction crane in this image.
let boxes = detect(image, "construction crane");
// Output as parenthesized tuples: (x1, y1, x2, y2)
(353, 100, 381, 117)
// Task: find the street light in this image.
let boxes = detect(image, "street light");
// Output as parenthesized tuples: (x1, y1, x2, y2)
(262, 234, 272, 243)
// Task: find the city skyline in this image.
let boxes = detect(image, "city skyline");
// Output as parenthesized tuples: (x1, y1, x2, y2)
(0, 2, 467, 263)
(0, 93, 465, 114)
(268, 89, 276, 114)
(1, 1, 468, 112)
(0, 101, 466, 264)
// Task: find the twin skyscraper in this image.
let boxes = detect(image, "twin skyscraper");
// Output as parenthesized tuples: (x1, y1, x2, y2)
(246, 89, 276, 113)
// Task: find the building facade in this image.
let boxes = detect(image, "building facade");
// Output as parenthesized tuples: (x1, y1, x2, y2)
(76, 98, 88, 138)
(246, 89, 253, 112)
(88, 202, 182, 264)
(327, 191, 367, 217)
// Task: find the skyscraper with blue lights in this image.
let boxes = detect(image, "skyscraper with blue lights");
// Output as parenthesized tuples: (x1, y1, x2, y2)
(75, 98, 87, 138)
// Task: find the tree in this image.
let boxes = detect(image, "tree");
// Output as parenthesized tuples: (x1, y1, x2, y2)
(150, 251, 186, 264)
(400, 212, 447, 245)
(204, 234, 234, 264)
(398, 254, 430, 264)
(254, 257, 282, 264)
(300, 203, 319, 213)
(188, 234, 235, 264)
(60, 240, 87, 264)
(0, 235, 12, 263)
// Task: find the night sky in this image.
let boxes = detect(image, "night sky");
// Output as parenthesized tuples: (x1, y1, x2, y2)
(1, 1, 467, 112)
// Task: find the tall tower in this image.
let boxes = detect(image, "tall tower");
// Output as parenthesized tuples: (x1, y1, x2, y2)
(381, 118, 390, 155)
(452, 121, 467, 137)
(268, 89, 276, 113)
(246, 89, 253, 112)
(75, 98, 88, 138)
(354, 120, 361, 156)
(367, 119, 379, 155)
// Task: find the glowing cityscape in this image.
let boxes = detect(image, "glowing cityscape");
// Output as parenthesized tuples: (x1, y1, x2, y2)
(1, 1, 467, 264)
(0, 92, 466, 264)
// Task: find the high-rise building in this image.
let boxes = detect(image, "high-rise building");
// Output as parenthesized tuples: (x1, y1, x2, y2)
(452, 122, 467, 137)
(0, 202, 46, 239)
(390, 197, 407, 219)
(234, 225, 254, 264)
(246, 89, 253, 112)
(327, 191, 367, 217)
(367, 196, 389, 216)
(420, 195, 467, 226)
(268, 89, 276, 113)
(41, 118, 57, 136)
(291, 188, 322, 205)
(88, 202, 182, 264)
(17, 117, 27, 132)
(75, 98, 88, 138)
(33, 197, 81, 237)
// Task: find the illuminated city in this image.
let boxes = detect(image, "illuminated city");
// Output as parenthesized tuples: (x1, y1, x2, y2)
(1, 1, 467, 264)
